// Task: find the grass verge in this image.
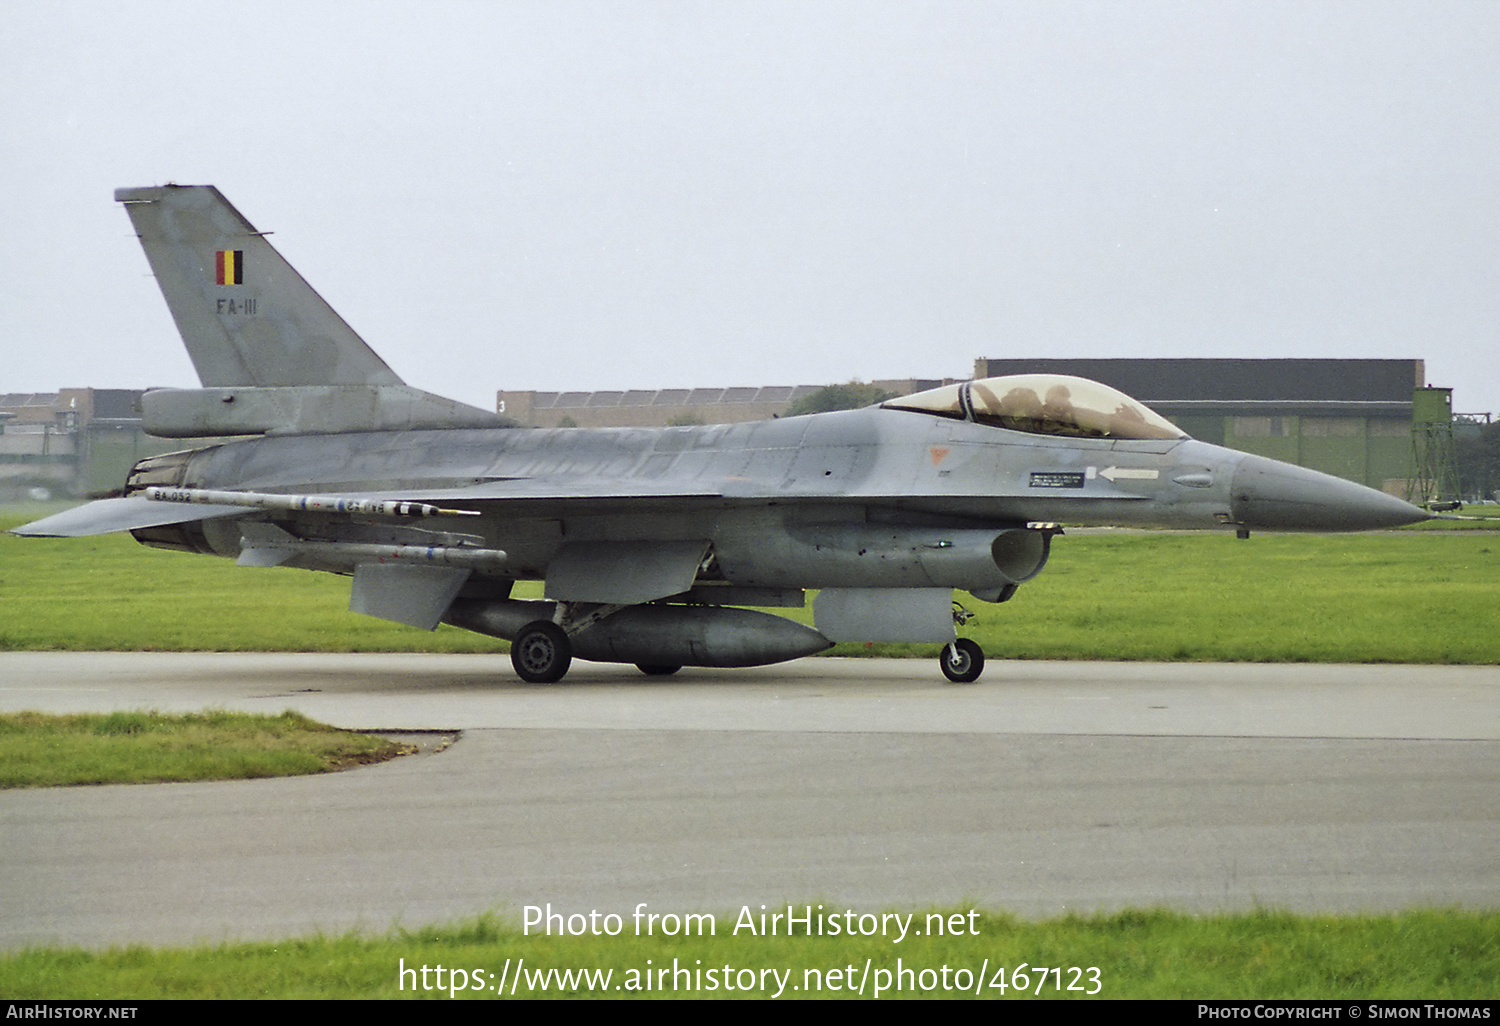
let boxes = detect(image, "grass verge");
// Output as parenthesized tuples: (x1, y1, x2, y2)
(4, 510, 1499, 663)
(1, 908, 1495, 999)
(0, 710, 408, 787)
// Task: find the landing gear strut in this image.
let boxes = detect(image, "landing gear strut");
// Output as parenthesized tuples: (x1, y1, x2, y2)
(511, 620, 572, 683)
(939, 638, 984, 683)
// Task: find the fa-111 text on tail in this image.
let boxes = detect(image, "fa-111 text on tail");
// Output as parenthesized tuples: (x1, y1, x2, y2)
(14, 186, 1433, 682)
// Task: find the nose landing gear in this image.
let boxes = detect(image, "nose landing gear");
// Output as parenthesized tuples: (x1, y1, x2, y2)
(939, 601, 984, 683)
(939, 638, 984, 683)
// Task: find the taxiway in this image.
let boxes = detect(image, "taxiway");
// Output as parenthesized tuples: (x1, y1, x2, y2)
(1, 653, 1495, 949)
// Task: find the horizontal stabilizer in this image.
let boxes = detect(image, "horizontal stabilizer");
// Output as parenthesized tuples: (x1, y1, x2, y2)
(9, 496, 253, 538)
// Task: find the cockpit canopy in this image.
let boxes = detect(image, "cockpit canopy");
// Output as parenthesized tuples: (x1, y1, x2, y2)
(882, 374, 1187, 441)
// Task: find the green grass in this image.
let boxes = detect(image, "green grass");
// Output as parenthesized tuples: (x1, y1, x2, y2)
(1, 908, 1494, 999)
(9, 512, 1495, 663)
(4, 508, 1495, 998)
(1405, 505, 1500, 530)
(0, 709, 406, 787)
(0, 511, 506, 653)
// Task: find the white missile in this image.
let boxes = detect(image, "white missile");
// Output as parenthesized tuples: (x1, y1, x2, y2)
(143, 486, 479, 519)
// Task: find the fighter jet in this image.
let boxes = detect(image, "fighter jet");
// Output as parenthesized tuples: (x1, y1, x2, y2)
(14, 185, 1433, 683)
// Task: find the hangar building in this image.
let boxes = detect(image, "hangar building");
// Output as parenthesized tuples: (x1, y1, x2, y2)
(972, 358, 1423, 494)
(0, 389, 170, 498)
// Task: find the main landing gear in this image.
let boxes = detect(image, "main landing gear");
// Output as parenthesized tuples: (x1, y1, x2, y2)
(511, 621, 571, 684)
(511, 614, 685, 683)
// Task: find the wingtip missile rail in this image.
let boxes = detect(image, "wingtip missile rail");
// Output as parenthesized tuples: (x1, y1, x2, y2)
(142, 486, 480, 519)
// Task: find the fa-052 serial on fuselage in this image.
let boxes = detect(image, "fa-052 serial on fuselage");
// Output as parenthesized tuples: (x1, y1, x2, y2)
(14, 186, 1432, 682)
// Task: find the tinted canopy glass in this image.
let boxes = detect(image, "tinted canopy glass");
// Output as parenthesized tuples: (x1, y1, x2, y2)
(883, 374, 1187, 441)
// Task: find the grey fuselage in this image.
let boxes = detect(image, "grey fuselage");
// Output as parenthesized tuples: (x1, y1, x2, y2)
(141, 403, 1409, 593)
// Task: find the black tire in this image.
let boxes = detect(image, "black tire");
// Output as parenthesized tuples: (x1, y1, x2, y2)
(511, 621, 572, 683)
(636, 664, 682, 677)
(939, 638, 984, 683)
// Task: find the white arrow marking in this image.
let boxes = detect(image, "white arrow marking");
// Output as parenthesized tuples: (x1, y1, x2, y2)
(1097, 466, 1160, 482)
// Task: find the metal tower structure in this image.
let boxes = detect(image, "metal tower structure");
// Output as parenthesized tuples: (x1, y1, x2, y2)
(1406, 387, 1460, 507)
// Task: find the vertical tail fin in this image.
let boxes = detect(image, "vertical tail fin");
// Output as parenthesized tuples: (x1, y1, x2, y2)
(116, 185, 403, 388)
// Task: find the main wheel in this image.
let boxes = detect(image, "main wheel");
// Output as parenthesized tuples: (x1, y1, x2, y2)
(511, 621, 572, 683)
(939, 638, 984, 683)
(636, 664, 682, 676)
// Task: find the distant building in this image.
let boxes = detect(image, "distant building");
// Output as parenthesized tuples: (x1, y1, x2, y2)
(0, 389, 181, 498)
(972, 358, 1423, 494)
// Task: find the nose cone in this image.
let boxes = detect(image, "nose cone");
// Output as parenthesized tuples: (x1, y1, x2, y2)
(1230, 454, 1431, 531)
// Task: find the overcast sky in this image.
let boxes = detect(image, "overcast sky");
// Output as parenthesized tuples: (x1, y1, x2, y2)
(4, 1, 1498, 414)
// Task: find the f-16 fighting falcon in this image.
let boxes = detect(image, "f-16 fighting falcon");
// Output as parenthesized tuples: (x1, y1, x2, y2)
(13, 186, 1433, 682)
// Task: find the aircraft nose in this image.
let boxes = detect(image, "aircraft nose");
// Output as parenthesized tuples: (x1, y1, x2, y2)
(1229, 454, 1431, 531)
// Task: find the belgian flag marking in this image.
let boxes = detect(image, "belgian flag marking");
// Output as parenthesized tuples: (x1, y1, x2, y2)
(215, 250, 244, 285)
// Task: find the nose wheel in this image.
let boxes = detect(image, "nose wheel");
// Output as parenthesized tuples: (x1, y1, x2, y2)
(939, 638, 984, 683)
(939, 600, 984, 683)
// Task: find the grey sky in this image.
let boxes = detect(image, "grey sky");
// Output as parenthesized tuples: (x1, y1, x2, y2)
(4, 0, 1497, 414)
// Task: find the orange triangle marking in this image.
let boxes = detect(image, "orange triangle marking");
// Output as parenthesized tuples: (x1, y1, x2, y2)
(929, 447, 950, 466)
